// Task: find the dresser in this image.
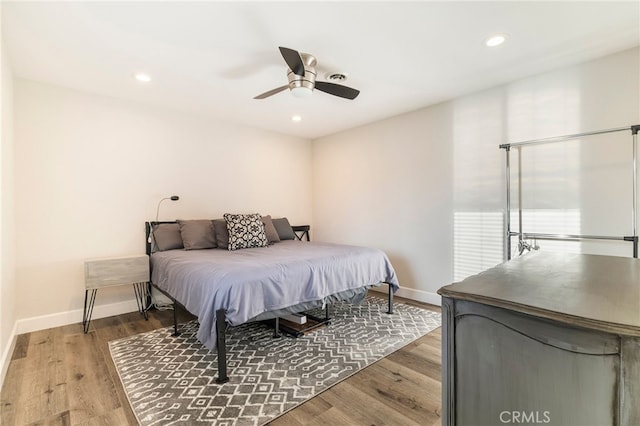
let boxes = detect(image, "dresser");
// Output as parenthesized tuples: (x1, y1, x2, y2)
(438, 252, 640, 426)
(83, 254, 150, 333)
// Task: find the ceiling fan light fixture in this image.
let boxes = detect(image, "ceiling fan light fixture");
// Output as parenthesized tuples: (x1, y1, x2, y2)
(291, 86, 313, 98)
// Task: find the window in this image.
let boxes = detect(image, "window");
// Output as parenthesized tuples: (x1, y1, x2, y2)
(454, 208, 582, 282)
(453, 211, 503, 281)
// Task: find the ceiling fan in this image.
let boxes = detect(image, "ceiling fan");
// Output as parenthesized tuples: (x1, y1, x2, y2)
(254, 47, 360, 100)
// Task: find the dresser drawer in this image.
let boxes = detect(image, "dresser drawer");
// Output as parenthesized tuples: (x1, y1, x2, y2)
(84, 255, 149, 289)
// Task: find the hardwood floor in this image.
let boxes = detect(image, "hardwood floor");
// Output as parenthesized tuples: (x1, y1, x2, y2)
(1, 296, 442, 425)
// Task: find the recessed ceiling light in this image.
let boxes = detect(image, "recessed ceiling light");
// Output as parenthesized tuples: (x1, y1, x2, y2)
(291, 115, 302, 122)
(133, 73, 151, 83)
(485, 34, 508, 47)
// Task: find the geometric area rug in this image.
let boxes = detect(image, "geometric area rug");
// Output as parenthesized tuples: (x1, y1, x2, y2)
(109, 298, 441, 425)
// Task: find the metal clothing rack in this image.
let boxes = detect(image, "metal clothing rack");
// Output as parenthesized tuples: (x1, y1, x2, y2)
(500, 124, 640, 261)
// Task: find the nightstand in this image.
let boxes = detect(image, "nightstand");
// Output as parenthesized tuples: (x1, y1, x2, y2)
(83, 254, 150, 333)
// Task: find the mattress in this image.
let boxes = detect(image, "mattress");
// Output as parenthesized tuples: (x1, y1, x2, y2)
(151, 240, 399, 350)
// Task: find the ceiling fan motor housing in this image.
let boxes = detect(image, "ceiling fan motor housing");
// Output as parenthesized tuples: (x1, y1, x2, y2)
(287, 53, 317, 92)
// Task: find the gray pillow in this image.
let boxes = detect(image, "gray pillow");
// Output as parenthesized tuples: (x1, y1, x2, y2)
(272, 217, 296, 240)
(153, 223, 184, 251)
(177, 219, 217, 250)
(262, 215, 280, 244)
(224, 213, 268, 251)
(213, 219, 229, 249)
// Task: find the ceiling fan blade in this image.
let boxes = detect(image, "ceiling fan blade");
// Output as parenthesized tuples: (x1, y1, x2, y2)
(314, 81, 360, 100)
(253, 85, 289, 99)
(279, 47, 305, 77)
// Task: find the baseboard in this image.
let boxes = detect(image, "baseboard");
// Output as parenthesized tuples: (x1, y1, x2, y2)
(15, 299, 141, 335)
(0, 321, 18, 391)
(371, 285, 441, 306)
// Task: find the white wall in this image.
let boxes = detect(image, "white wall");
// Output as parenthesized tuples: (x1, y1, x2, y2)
(1, 4, 18, 386)
(312, 47, 640, 303)
(312, 104, 454, 305)
(13, 79, 312, 327)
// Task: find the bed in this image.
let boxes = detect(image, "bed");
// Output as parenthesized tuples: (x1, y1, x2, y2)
(145, 217, 399, 383)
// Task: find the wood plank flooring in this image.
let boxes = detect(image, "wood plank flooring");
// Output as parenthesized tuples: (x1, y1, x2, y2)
(1, 296, 442, 425)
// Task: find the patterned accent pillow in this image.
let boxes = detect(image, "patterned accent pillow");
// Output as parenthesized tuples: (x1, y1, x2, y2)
(223, 213, 268, 251)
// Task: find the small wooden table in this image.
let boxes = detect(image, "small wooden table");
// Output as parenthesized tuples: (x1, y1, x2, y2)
(438, 252, 640, 426)
(83, 254, 150, 333)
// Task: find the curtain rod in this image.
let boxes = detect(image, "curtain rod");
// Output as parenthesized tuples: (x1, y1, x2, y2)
(499, 125, 639, 149)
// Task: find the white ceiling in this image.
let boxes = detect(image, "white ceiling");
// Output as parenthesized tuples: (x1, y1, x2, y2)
(3, 1, 639, 139)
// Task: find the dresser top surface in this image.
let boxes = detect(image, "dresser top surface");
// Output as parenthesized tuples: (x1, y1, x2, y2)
(438, 252, 640, 335)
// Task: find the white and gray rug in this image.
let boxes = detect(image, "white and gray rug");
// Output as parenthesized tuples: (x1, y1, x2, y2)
(109, 297, 441, 425)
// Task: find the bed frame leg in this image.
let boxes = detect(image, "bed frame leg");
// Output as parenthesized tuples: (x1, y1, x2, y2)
(273, 317, 281, 338)
(171, 298, 181, 337)
(387, 283, 394, 314)
(215, 309, 229, 384)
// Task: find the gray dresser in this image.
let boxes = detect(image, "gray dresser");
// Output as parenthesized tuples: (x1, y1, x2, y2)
(438, 252, 640, 426)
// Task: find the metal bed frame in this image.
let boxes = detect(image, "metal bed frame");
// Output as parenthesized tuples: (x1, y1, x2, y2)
(500, 124, 640, 260)
(144, 221, 395, 384)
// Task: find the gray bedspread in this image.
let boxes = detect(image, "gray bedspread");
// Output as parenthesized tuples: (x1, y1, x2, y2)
(151, 240, 399, 350)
